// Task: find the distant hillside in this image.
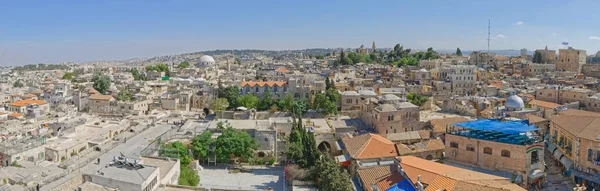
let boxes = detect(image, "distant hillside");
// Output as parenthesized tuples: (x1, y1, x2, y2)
(436, 49, 534, 56)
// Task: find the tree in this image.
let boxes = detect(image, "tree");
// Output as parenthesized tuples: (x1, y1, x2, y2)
(277, 95, 296, 112)
(178, 61, 190, 69)
(92, 73, 111, 94)
(130, 69, 141, 80)
(313, 93, 338, 116)
(116, 88, 133, 101)
(61, 72, 77, 80)
(533, 50, 542, 63)
(160, 141, 192, 167)
(395, 57, 419, 67)
(215, 123, 258, 162)
(456, 47, 463, 56)
(146, 63, 170, 77)
(407, 93, 429, 106)
(237, 94, 259, 109)
(424, 47, 440, 60)
(218, 85, 241, 109)
(325, 76, 333, 90)
(211, 98, 229, 112)
(257, 90, 274, 111)
(191, 130, 214, 160)
(13, 80, 23, 88)
(313, 157, 353, 191)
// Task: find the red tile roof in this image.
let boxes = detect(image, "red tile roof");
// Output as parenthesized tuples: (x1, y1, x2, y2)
(8, 100, 48, 107)
(357, 165, 404, 191)
(240, 81, 287, 87)
(342, 133, 398, 159)
(275, 67, 289, 73)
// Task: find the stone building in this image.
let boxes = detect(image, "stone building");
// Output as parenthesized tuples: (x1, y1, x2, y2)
(548, 109, 600, 189)
(535, 46, 557, 64)
(557, 48, 586, 73)
(581, 64, 600, 78)
(535, 86, 594, 104)
(445, 119, 545, 186)
(359, 97, 422, 136)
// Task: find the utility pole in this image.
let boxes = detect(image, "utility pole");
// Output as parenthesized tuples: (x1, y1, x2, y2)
(487, 19, 491, 67)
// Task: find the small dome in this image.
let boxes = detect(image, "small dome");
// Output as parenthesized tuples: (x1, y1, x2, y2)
(505, 95, 524, 110)
(199, 55, 215, 63)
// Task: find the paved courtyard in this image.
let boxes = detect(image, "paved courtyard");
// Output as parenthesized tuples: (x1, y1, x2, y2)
(199, 165, 284, 191)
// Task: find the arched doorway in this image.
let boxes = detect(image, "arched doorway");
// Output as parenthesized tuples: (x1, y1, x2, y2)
(258, 152, 266, 158)
(318, 141, 331, 153)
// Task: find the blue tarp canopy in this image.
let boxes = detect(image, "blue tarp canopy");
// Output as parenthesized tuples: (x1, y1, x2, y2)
(452, 119, 537, 135)
(385, 179, 416, 191)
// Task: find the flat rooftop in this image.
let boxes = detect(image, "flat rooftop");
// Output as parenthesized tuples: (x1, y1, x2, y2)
(89, 162, 158, 185)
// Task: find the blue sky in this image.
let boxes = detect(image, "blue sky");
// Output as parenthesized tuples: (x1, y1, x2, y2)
(1, 0, 600, 65)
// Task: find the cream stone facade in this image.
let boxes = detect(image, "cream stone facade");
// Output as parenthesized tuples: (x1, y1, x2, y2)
(557, 48, 586, 73)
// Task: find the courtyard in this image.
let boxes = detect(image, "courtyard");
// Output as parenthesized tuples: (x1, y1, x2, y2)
(198, 164, 284, 190)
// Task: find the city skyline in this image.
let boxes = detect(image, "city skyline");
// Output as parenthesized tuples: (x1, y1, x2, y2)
(2, 0, 600, 65)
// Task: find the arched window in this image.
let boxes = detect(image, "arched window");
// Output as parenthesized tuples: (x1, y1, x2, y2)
(483, 147, 492, 155)
(501, 150, 510, 157)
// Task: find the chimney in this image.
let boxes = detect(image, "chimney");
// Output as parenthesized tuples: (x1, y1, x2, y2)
(417, 175, 424, 191)
(370, 184, 381, 191)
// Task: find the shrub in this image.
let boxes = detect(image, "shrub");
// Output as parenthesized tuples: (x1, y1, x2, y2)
(178, 166, 199, 186)
(257, 158, 265, 165)
(268, 158, 275, 165)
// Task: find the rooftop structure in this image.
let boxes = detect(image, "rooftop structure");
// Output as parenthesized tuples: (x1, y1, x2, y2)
(448, 119, 541, 145)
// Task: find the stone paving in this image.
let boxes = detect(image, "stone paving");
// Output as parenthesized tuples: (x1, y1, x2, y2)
(199, 164, 284, 191)
(542, 150, 575, 191)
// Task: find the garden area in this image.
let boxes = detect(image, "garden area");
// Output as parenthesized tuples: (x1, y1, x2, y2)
(158, 120, 261, 187)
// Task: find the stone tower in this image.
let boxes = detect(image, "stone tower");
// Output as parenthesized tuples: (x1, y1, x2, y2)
(372, 41, 376, 52)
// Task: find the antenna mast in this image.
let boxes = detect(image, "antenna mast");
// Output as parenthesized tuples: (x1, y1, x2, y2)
(487, 19, 490, 54)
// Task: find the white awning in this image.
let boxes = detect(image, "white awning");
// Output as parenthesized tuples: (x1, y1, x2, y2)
(528, 169, 545, 179)
(560, 155, 574, 169)
(553, 148, 564, 160)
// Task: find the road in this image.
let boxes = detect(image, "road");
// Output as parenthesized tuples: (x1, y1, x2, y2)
(41, 124, 173, 191)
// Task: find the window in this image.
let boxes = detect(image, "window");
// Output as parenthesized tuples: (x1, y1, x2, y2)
(346, 99, 353, 104)
(501, 150, 511, 157)
(388, 115, 394, 121)
(466, 144, 475, 152)
(450, 142, 459, 148)
(483, 147, 492, 155)
(531, 150, 539, 164)
(588, 149, 593, 162)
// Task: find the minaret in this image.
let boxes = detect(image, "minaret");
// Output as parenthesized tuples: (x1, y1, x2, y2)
(372, 41, 376, 53)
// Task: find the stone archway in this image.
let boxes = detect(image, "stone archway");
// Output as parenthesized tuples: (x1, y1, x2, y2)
(318, 141, 331, 153)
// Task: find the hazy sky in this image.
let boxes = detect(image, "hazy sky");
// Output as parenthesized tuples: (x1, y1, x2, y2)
(2, 0, 600, 65)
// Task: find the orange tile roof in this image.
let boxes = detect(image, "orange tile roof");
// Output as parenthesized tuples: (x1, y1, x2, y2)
(275, 67, 289, 73)
(22, 93, 36, 98)
(10, 94, 20, 97)
(8, 100, 48, 107)
(425, 176, 458, 191)
(89, 88, 99, 94)
(8, 113, 22, 117)
(89, 94, 114, 101)
(530, 99, 560, 109)
(399, 156, 525, 190)
(240, 81, 287, 87)
(357, 165, 404, 191)
(342, 133, 398, 159)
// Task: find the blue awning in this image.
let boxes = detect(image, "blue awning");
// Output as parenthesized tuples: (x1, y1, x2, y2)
(573, 170, 600, 185)
(452, 119, 538, 134)
(385, 179, 416, 191)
